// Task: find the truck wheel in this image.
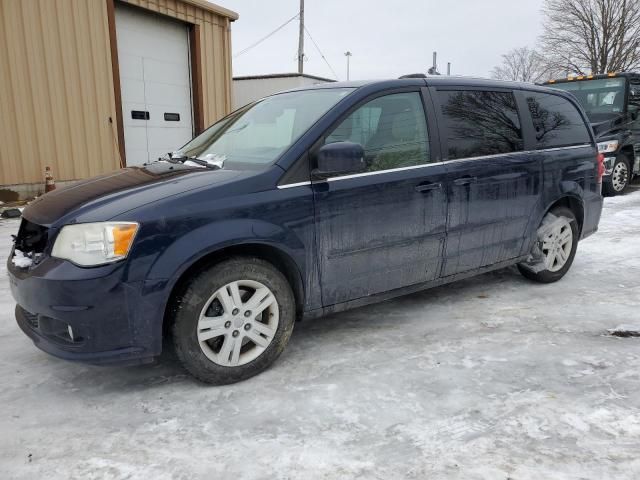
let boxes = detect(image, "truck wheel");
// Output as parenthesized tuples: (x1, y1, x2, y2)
(171, 257, 296, 385)
(602, 155, 630, 196)
(517, 206, 579, 283)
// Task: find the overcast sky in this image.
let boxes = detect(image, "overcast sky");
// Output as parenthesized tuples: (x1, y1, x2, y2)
(218, 0, 545, 81)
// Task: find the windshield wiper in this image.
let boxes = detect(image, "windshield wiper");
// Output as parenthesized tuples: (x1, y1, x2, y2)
(167, 154, 221, 169)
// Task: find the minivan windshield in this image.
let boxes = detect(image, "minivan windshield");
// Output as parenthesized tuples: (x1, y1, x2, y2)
(173, 88, 354, 169)
(551, 78, 627, 121)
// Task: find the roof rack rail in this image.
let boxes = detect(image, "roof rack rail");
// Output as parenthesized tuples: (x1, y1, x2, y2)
(399, 73, 426, 79)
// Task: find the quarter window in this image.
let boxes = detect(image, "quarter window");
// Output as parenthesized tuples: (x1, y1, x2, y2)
(437, 90, 523, 160)
(325, 92, 430, 172)
(526, 92, 591, 149)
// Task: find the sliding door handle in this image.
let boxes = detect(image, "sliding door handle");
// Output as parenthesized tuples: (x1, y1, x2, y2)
(453, 176, 477, 186)
(415, 182, 442, 193)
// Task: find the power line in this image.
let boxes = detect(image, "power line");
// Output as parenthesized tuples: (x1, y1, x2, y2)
(303, 25, 339, 80)
(234, 13, 300, 58)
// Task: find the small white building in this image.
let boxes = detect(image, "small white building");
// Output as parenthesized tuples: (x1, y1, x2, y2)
(233, 73, 335, 109)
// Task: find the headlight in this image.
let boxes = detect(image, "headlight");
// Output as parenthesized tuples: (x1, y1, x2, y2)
(52, 222, 139, 266)
(597, 140, 619, 154)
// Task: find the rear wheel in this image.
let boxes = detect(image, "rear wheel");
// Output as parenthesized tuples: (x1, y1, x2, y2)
(171, 257, 296, 385)
(603, 155, 630, 196)
(517, 206, 579, 283)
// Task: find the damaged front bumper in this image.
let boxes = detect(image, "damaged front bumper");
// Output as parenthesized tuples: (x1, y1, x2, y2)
(7, 251, 158, 366)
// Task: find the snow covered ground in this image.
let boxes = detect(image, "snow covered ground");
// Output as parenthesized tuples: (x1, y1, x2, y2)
(1, 187, 640, 480)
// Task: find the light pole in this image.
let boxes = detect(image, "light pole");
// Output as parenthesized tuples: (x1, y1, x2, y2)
(344, 51, 352, 80)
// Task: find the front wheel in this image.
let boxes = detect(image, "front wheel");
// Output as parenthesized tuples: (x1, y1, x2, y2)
(603, 155, 631, 196)
(517, 206, 579, 283)
(171, 257, 296, 385)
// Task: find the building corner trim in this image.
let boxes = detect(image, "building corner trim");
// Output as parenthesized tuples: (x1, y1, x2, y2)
(106, 0, 126, 167)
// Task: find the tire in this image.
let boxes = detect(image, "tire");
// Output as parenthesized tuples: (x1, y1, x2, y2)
(602, 155, 631, 196)
(171, 256, 296, 385)
(517, 206, 579, 283)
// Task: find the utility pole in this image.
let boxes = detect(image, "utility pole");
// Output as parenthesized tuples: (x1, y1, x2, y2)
(297, 0, 304, 74)
(344, 51, 352, 80)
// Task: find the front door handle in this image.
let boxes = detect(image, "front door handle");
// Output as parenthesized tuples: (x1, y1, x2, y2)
(415, 182, 442, 193)
(453, 176, 478, 186)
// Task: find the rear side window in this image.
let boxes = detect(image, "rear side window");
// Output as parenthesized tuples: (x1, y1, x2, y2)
(437, 90, 523, 160)
(526, 92, 591, 149)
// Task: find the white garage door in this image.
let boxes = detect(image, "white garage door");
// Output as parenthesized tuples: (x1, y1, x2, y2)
(115, 4, 193, 166)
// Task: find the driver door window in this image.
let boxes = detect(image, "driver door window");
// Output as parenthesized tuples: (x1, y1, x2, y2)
(325, 92, 430, 172)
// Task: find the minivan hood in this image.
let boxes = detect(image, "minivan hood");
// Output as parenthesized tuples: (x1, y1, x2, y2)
(24, 162, 244, 226)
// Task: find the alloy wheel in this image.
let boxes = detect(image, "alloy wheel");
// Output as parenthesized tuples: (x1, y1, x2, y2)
(540, 217, 573, 272)
(197, 280, 279, 367)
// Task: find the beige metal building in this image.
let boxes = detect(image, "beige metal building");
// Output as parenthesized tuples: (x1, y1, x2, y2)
(0, 0, 237, 196)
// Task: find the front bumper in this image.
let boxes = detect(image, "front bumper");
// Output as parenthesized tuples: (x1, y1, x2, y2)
(15, 305, 150, 364)
(8, 254, 160, 365)
(603, 156, 616, 176)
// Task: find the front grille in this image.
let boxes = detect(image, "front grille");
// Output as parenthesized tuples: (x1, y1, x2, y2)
(12, 219, 49, 267)
(14, 219, 48, 254)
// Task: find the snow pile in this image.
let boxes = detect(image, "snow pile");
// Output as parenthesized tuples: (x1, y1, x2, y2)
(11, 249, 33, 268)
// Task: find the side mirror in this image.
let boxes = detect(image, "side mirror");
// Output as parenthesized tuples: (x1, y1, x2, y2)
(313, 142, 366, 178)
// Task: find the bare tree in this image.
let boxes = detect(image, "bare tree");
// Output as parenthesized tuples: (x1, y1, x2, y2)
(540, 0, 640, 75)
(491, 47, 553, 83)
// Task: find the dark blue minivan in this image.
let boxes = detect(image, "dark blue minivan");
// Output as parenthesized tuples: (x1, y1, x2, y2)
(7, 77, 604, 384)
